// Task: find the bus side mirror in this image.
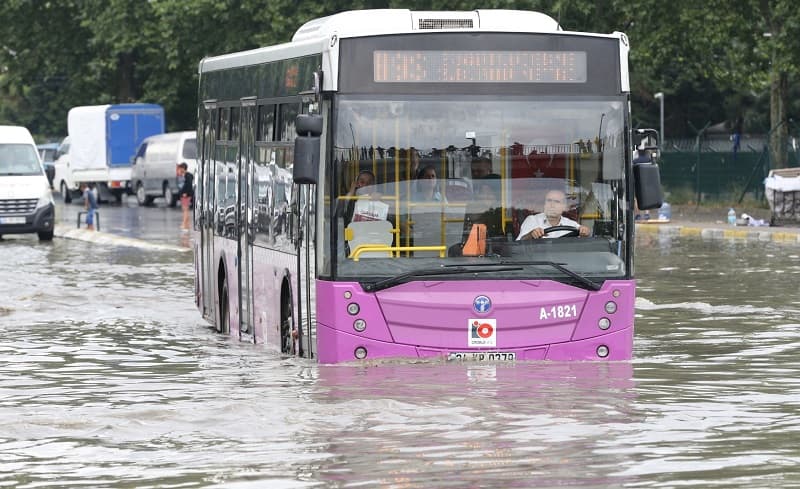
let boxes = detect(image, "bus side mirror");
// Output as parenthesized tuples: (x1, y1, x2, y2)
(633, 128, 663, 210)
(293, 114, 323, 185)
(634, 161, 664, 210)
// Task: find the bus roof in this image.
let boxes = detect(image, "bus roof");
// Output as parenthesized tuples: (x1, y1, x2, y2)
(198, 9, 602, 73)
(291, 9, 561, 43)
(199, 9, 628, 89)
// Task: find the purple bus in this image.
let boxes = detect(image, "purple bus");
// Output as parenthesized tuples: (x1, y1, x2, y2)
(194, 9, 663, 363)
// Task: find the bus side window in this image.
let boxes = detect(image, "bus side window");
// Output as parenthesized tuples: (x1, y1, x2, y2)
(278, 103, 300, 142)
(257, 105, 275, 142)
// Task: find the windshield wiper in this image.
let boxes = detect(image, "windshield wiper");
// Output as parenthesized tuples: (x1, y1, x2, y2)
(445, 260, 601, 291)
(506, 261, 601, 291)
(363, 265, 523, 292)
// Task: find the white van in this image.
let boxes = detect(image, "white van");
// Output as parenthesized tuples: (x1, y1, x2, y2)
(52, 136, 75, 202)
(130, 131, 196, 206)
(0, 125, 55, 240)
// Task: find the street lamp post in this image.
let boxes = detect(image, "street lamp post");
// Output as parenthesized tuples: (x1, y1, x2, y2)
(654, 92, 664, 146)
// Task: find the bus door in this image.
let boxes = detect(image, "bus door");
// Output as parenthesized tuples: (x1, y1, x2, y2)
(237, 98, 257, 340)
(200, 105, 216, 321)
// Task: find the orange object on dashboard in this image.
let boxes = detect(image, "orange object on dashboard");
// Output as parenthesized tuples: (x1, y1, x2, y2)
(462, 224, 486, 256)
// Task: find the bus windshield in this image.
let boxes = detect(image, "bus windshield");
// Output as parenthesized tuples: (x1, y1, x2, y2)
(326, 95, 630, 286)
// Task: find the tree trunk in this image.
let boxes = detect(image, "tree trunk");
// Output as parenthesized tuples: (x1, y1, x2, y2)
(769, 70, 788, 169)
(116, 52, 136, 103)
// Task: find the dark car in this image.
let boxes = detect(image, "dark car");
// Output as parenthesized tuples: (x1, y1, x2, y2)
(37, 142, 59, 188)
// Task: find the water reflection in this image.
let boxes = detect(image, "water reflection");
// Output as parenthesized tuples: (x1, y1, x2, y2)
(310, 362, 637, 488)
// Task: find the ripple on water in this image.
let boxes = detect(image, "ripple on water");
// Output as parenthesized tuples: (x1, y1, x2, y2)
(1, 232, 800, 487)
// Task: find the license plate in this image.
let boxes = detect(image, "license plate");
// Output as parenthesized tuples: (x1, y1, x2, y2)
(0, 216, 25, 225)
(447, 351, 516, 362)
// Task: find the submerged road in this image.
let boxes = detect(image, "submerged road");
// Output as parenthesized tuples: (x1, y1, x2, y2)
(0, 197, 799, 487)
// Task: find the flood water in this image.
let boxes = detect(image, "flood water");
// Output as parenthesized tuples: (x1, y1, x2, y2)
(1, 220, 800, 488)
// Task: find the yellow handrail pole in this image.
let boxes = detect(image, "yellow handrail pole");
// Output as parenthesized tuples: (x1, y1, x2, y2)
(350, 244, 446, 261)
(405, 121, 412, 257)
(499, 143, 508, 234)
(439, 151, 447, 247)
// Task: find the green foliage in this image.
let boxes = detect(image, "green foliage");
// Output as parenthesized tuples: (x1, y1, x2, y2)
(0, 0, 798, 145)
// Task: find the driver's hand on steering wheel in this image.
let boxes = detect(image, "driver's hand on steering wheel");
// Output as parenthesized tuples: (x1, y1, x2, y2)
(521, 227, 545, 240)
(523, 225, 590, 239)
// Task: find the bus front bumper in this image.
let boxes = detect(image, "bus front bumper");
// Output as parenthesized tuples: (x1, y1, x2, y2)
(316, 322, 633, 364)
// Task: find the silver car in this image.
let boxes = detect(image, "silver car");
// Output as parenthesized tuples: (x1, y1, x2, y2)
(130, 131, 196, 206)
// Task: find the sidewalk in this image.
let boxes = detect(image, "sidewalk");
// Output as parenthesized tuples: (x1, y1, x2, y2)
(636, 204, 800, 244)
(55, 224, 191, 252)
(53, 199, 192, 251)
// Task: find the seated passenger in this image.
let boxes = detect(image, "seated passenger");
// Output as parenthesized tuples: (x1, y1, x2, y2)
(412, 165, 445, 202)
(464, 174, 504, 238)
(471, 156, 492, 180)
(336, 170, 378, 226)
(517, 188, 590, 240)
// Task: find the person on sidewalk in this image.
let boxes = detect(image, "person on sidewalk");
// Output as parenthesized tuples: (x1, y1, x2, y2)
(81, 183, 98, 231)
(177, 163, 194, 231)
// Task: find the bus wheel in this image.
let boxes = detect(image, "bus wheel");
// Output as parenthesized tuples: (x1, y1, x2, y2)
(219, 279, 230, 334)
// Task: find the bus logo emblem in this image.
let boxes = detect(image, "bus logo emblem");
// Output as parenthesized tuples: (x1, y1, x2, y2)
(473, 295, 491, 313)
(468, 319, 496, 347)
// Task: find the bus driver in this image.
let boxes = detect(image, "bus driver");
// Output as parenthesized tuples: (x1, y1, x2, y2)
(517, 188, 590, 240)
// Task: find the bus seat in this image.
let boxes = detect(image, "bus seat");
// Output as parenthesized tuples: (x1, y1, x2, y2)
(346, 220, 393, 258)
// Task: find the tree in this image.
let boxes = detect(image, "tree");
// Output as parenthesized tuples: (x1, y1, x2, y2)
(0, 0, 97, 139)
(691, 0, 800, 168)
(1, 0, 798, 151)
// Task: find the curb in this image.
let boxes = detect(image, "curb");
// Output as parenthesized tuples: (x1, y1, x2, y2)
(636, 223, 800, 244)
(54, 224, 190, 252)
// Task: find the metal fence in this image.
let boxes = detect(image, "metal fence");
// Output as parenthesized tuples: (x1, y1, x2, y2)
(659, 137, 800, 202)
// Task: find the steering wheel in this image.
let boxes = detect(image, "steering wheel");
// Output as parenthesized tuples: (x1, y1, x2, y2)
(543, 225, 579, 238)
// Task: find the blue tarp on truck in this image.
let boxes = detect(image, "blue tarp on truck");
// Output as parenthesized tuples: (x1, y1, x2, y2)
(105, 104, 165, 166)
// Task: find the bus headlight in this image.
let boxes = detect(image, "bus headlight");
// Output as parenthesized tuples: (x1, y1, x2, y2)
(347, 303, 360, 315)
(353, 319, 366, 332)
(604, 301, 617, 314)
(598, 317, 611, 330)
(596, 345, 609, 358)
(354, 346, 368, 359)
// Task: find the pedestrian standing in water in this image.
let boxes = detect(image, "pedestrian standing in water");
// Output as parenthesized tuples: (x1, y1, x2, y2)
(177, 163, 194, 231)
(81, 182, 98, 231)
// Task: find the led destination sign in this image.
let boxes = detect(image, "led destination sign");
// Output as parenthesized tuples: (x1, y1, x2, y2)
(373, 50, 587, 83)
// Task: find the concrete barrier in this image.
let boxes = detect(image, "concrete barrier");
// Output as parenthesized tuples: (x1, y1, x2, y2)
(637, 222, 800, 244)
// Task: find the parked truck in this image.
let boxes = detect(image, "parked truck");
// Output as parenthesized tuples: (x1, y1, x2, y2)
(54, 104, 165, 203)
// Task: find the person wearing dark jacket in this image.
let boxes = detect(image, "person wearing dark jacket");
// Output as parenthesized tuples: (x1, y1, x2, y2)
(177, 163, 194, 231)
